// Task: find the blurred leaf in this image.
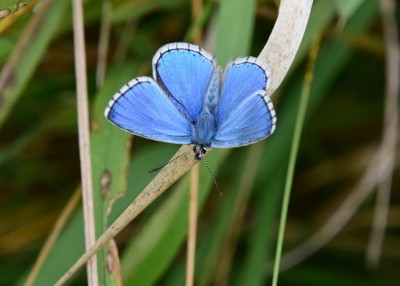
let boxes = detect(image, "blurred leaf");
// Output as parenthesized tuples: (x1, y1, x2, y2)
(0, 38, 13, 62)
(291, 1, 336, 71)
(336, 0, 366, 24)
(90, 63, 138, 285)
(216, 0, 257, 65)
(0, 0, 31, 13)
(0, 124, 43, 166)
(0, 0, 70, 129)
(111, 0, 187, 23)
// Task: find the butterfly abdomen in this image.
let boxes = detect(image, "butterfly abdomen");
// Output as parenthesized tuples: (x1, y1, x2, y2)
(191, 112, 216, 146)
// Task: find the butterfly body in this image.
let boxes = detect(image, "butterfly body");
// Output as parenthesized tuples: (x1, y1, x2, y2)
(105, 43, 277, 160)
(189, 66, 221, 157)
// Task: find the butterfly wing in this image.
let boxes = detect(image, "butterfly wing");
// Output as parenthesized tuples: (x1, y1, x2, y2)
(105, 77, 192, 144)
(216, 57, 271, 125)
(211, 90, 276, 147)
(153, 42, 217, 123)
(211, 58, 276, 148)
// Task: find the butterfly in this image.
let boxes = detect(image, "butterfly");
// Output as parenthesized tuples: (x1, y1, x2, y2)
(105, 42, 277, 160)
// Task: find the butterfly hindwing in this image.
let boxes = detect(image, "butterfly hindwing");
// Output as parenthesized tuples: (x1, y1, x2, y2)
(211, 90, 276, 148)
(105, 77, 192, 144)
(153, 42, 216, 123)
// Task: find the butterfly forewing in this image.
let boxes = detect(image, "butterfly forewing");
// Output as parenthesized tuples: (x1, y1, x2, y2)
(153, 42, 217, 123)
(105, 77, 192, 144)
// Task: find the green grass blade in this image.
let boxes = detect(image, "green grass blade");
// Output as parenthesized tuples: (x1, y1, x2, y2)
(0, 0, 31, 13)
(111, 0, 187, 23)
(271, 35, 319, 286)
(0, 0, 70, 129)
(215, 0, 257, 65)
(90, 63, 139, 285)
(336, 0, 366, 22)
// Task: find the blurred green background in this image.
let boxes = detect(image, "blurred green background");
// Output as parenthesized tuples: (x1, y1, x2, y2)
(0, 0, 399, 285)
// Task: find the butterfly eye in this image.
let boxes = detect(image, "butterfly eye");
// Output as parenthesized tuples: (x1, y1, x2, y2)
(193, 145, 207, 160)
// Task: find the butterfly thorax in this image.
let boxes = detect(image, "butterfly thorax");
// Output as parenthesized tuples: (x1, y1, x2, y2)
(190, 66, 221, 159)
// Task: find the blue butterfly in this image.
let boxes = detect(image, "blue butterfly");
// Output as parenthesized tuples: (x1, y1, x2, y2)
(105, 42, 277, 160)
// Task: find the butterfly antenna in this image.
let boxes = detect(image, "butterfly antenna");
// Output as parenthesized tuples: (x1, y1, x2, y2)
(202, 157, 222, 196)
(148, 150, 191, 173)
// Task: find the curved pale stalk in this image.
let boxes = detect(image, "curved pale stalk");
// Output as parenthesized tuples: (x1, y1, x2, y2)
(259, 0, 313, 96)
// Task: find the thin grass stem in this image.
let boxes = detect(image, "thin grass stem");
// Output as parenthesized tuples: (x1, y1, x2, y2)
(271, 36, 320, 286)
(367, 0, 399, 268)
(186, 163, 199, 286)
(96, 0, 111, 88)
(72, 0, 98, 284)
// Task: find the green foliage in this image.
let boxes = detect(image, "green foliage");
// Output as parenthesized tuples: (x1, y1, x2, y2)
(0, 0, 397, 286)
(336, 0, 366, 23)
(0, 0, 31, 14)
(215, 0, 257, 65)
(0, 0, 71, 128)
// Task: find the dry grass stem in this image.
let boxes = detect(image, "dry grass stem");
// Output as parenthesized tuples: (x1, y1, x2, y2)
(113, 20, 137, 63)
(191, 0, 203, 44)
(367, 0, 399, 268)
(96, 0, 111, 88)
(186, 163, 199, 286)
(186, 2, 202, 285)
(72, 0, 98, 284)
